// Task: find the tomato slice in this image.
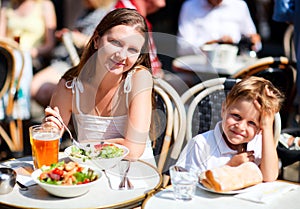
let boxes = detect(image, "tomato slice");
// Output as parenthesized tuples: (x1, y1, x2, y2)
(52, 168, 64, 176)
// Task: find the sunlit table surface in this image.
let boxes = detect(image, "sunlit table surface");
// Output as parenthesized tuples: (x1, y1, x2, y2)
(142, 180, 300, 209)
(0, 153, 162, 209)
(172, 54, 257, 76)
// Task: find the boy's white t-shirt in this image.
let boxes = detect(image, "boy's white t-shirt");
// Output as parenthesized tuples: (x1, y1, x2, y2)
(176, 122, 262, 172)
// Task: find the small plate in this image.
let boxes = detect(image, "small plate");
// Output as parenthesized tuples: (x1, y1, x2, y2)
(197, 182, 256, 195)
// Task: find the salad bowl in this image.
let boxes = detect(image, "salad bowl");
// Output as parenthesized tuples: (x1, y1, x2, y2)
(31, 162, 102, 198)
(64, 142, 130, 170)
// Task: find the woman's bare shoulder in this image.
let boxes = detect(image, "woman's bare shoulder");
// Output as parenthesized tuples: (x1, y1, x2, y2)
(132, 66, 153, 81)
(50, 78, 73, 107)
(53, 79, 73, 96)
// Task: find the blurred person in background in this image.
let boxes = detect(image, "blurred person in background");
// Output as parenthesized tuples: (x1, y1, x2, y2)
(30, 0, 116, 108)
(0, 0, 57, 72)
(273, 0, 300, 107)
(177, 0, 261, 56)
(0, 0, 56, 119)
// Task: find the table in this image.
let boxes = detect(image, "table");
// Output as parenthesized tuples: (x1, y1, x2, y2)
(172, 54, 256, 76)
(142, 181, 300, 209)
(0, 154, 162, 209)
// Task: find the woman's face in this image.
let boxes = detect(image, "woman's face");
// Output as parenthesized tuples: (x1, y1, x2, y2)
(221, 99, 260, 145)
(95, 25, 145, 75)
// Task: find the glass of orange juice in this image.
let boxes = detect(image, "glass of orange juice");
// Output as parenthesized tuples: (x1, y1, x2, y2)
(29, 125, 60, 169)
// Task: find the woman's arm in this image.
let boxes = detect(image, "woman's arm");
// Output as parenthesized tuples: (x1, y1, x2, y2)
(44, 79, 73, 133)
(108, 69, 153, 160)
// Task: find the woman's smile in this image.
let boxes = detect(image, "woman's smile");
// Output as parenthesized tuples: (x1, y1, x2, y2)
(96, 25, 145, 75)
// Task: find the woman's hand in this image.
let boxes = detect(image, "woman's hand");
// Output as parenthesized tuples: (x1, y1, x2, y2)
(44, 106, 64, 131)
(227, 151, 255, 167)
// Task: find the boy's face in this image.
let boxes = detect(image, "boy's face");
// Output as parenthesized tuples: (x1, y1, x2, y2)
(221, 99, 260, 145)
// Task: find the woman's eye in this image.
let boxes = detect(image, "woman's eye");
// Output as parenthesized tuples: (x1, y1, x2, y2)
(110, 39, 121, 46)
(128, 47, 139, 54)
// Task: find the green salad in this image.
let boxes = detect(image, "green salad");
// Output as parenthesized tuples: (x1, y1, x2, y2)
(39, 161, 98, 185)
(70, 143, 124, 160)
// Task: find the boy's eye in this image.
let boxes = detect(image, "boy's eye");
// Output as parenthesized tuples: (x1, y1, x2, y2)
(248, 121, 258, 129)
(231, 114, 241, 120)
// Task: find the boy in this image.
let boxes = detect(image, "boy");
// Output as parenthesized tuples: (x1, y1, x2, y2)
(176, 76, 284, 181)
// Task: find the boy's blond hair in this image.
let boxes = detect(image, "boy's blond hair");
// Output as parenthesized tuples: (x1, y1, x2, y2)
(224, 76, 284, 114)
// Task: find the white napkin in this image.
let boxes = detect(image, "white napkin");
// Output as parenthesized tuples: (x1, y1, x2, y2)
(104, 169, 149, 190)
(17, 174, 36, 187)
(0, 162, 36, 187)
(234, 181, 299, 204)
(13, 166, 36, 187)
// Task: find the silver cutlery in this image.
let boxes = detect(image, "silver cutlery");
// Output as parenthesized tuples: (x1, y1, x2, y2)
(17, 181, 28, 191)
(102, 169, 113, 190)
(53, 116, 86, 151)
(119, 160, 134, 190)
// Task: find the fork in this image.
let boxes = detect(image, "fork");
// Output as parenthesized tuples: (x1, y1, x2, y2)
(118, 160, 134, 190)
(53, 116, 86, 151)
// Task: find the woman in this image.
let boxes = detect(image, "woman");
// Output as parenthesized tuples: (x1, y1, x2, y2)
(44, 8, 154, 164)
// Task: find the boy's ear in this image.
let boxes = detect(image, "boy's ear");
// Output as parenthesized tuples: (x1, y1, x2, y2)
(221, 102, 226, 118)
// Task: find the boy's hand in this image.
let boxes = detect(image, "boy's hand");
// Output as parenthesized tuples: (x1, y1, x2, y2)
(253, 85, 277, 131)
(227, 151, 255, 167)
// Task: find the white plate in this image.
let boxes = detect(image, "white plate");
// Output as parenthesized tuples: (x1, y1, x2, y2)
(197, 182, 256, 195)
(64, 142, 129, 170)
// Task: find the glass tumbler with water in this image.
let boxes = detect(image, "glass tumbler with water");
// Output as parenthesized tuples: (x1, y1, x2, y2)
(169, 165, 198, 201)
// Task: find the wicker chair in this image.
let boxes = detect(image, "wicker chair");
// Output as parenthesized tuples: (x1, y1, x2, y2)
(0, 38, 25, 158)
(152, 78, 186, 187)
(283, 25, 296, 64)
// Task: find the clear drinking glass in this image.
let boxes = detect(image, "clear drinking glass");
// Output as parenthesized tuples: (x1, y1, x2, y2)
(29, 125, 60, 169)
(169, 165, 198, 201)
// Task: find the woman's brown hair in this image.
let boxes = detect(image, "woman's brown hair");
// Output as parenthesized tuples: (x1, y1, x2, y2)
(62, 8, 151, 81)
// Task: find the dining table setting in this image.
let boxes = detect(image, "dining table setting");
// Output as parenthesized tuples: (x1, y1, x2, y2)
(172, 43, 258, 77)
(142, 180, 300, 209)
(0, 152, 162, 209)
(142, 163, 300, 209)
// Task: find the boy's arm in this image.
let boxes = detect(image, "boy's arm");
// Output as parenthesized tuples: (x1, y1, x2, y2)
(254, 99, 279, 182)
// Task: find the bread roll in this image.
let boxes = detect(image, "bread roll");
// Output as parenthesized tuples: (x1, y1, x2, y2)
(201, 162, 263, 192)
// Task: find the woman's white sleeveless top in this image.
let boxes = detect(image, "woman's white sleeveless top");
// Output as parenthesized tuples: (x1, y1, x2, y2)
(66, 71, 155, 165)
